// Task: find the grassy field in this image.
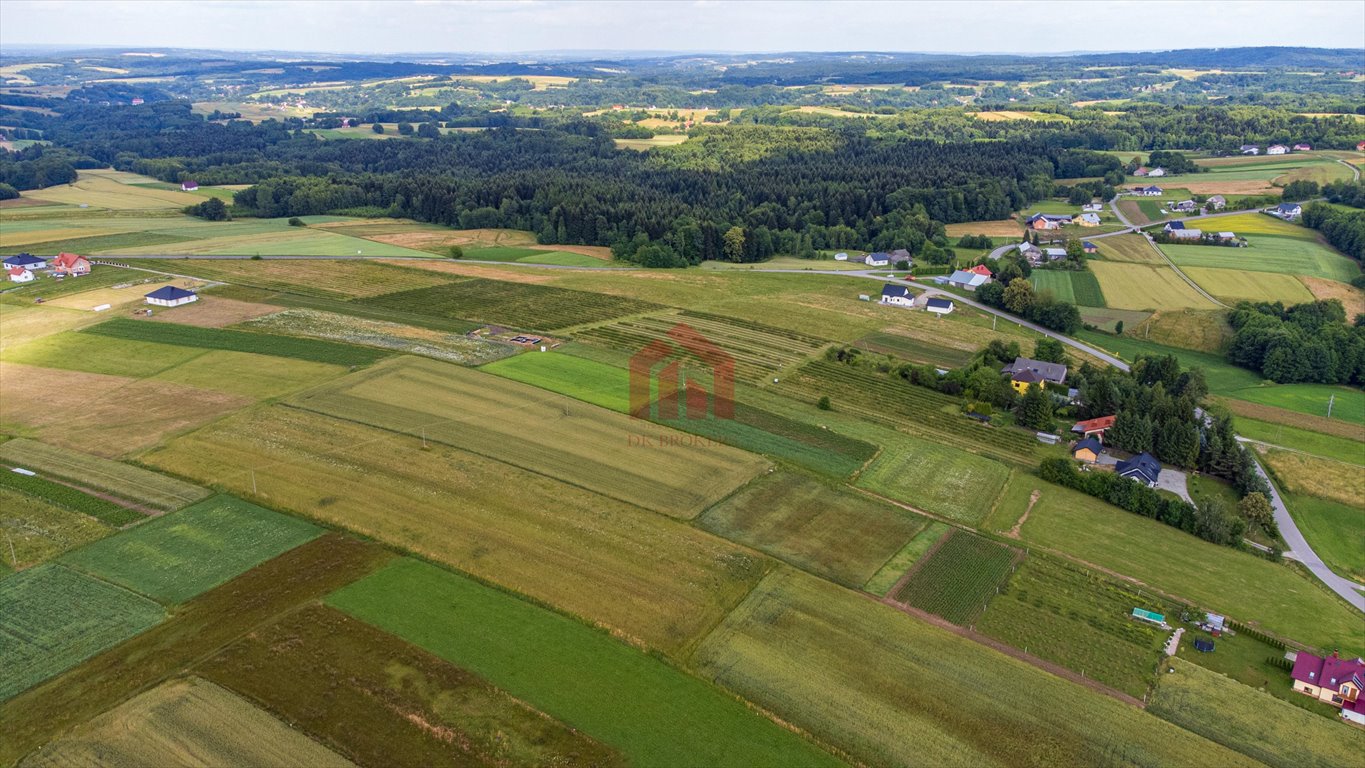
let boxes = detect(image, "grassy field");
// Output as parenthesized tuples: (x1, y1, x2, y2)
(1092, 233, 1166, 264)
(144, 258, 452, 298)
(22, 170, 205, 209)
(1030, 269, 1106, 306)
(142, 405, 766, 655)
(1283, 492, 1365, 584)
(1231, 382, 1365, 425)
(1235, 416, 1365, 463)
(1088, 261, 1219, 310)
(1163, 240, 1360, 283)
(857, 438, 1011, 524)
(329, 559, 843, 768)
(862, 521, 950, 596)
(1149, 658, 1365, 768)
(976, 553, 1172, 698)
(359, 277, 666, 332)
(0, 304, 97, 353)
(82, 318, 388, 366)
(693, 567, 1258, 768)
(1181, 266, 1317, 304)
(151, 349, 347, 399)
(0, 439, 208, 512)
(1260, 448, 1362, 508)
(698, 471, 927, 587)
(0, 535, 390, 765)
(892, 530, 1018, 624)
(60, 496, 321, 604)
(240, 308, 514, 365)
(200, 604, 620, 768)
(1130, 308, 1233, 353)
(292, 357, 766, 518)
(21, 677, 354, 768)
(0, 489, 111, 571)
(6, 331, 209, 378)
(0, 564, 165, 701)
(1000, 472, 1364, 653)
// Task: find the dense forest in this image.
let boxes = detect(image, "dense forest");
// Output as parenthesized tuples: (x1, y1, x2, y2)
(1227, 300, 1365, 385)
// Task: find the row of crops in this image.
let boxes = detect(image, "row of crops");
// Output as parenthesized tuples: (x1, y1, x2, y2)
(893, 530, 1020, 625)
(775, 360, 1039, 464)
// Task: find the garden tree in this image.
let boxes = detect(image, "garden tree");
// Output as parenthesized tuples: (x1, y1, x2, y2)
(1002, 278, 1035, 314)
(1032, 337, 1067, 364)
(1109, 410, 1153, 453)
(1155, 419, 1199, 468)
(975, 280, 1005, 307)
(1280, 179, 1319, 201)
(371, 123, 384, 134)
(417, 122, 441, 138)
(1114, 320, 1124, 335)
(287, 217, 305, 226)
(1015, 384, 1054, 430)
(0, 182, 19, 200)
(1238, 492, 1276, 534)
(448, 245, 464, 258)
(184, 196, 230, 221)
(722, 226, 746, 262)
(895, 259, 911, 270)
(1065, 238, 1085, 267)
(1191, 497, 1247, 547)
(1067, 186, 1091, 205)
(397, 122, 414, 135)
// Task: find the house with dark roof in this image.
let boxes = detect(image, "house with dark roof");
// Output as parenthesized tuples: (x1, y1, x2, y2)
(1002, 356, 1067, 385)
(3, 253, 45, 270)
(1290, 651, 1365, 725)
(1131, 185, 1163, 196)
(864, 252, 890, 267)
(180, 180, 199, 192)
(1116, 452, 1161, 486)
(1240, 144, 1260, 155)
(1072, 437, 1103, 464)
(1164, 221, 1186, 232)
(925, 297, 954, 316)
(1009, 368, 1045, 394)
(145, 285, 199, 307)
(1082, 241, 1098, 254)
(1273, 202, 1302, 220)
(889, 248, 912, 264)
(1071, 415, 1116, 440)
(880, 283, 913, 307)
(948, 269, 990, 291)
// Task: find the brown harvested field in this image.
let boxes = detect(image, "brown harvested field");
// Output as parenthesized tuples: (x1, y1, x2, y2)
(0, 305, 97, 353)
(1213, 396, 1365, 441)
(163, 260, 452, 298)
(0, 196, 61, 209)
(1116, 200, 1152, 227)
(1098, 233, 1165, 264)
(944, 219, 1023, 238)
(0, 362, 250, 458)
(1300, 276, 1365, 318)
(1133, 309, 1232, 353)
(147, 296, 282, 328)
(1259, 448, 1363, 507)
(322, 225, 533, 253)
(529, 243, 612, 259)
(0, 534, 390, 766)
(378, 258, 558, 284)
(0, 227, 123, 247)
(1176, 179, 1278, 195)
(142, 405, 769, 655)
(199, 605, 623, 768)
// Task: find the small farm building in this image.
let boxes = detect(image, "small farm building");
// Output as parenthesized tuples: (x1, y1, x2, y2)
(1025, 213, 1072, 230)
(8, 267, 34, 283)
(1293, 143, 1312, 151)
(1082, 202, 1102, 213)
(1082, 241, 1098, 254)
(833, 252, 848, 261)
(1266, 144, 1288, 155)
(1207, 195, 1227, 210)
(145, 285, 199, 307)
(1146, 168, 1166, 177)
(1240, 145, 1259, 155)
(925, 297, 954, 315)
(947, 270, 990, 291)
(1072, 437, 1103, 464)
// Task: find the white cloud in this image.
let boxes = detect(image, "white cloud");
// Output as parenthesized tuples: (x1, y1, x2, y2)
(1, 0, 1362, 54)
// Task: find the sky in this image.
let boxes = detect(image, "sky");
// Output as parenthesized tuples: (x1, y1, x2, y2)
(1, 0, 1362, 55)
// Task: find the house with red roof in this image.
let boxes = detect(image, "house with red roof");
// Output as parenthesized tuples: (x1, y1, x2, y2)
(50, 252, 91, 277)
(1358, 140, 1365, 152)
(1290, 651, 1365, 725)
(966, 264, 993, 278)
(1071, 415, 1116, 441)
(8, 266, 34, 283)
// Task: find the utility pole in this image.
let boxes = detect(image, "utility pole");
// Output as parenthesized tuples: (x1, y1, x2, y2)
(251, 469, 257, 495)
(1327, 394, 1335, 419)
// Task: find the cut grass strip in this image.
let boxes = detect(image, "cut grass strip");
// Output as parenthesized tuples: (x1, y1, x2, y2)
(863, 521, 950, 596)
(0, 438, 208, 511)
(81, 318, 387, 366)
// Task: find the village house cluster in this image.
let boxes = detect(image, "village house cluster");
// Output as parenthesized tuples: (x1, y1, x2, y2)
(3, 252, 91, 283)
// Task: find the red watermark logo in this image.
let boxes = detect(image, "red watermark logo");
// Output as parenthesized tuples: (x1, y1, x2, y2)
(628, 323, 734, 421)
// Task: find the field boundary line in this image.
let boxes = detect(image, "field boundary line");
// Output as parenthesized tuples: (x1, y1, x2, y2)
(882, 528, 953, 605)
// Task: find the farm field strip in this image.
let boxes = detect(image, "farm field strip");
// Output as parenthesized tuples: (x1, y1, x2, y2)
(891, 530, 1019, 624)
(1088, 261, 1219, 311)
(0, 534, 390, 765)
(199, 605, 621, 768)
(291, 357, 767, 518)
(0, 563, 166, 701)
(857, 438, 1011, 525)
(0, 489, 112, 571)
(240, 308, 515, 365)
(852, 332, 975, 368)
(1094, 233, 1166, 264)
(693, 567, 1259, 768)
(359, 277, 667, 332)
(1030, 270, 1106, 307)
(82, 318, 388, 366)
(59, 495, 322, 605)
(0, 469, 147, 527)
(128, 258, 454, 299)
(1161, 240, 1359, 283)
(1181, 266, 1316, 304)
(141, 405, 767, 655)
(329, 559, 844, 768)
(21, 677, 356, 768)
(863, 521, 950, 596)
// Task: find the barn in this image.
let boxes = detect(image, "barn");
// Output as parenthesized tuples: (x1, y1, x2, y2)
(144, 285, 199, 307)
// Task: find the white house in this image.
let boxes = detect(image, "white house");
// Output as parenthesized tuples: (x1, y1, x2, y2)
(1146, 167, 1166, 177)
(1293, 143, 1312, 152)
(1082, 202, 1103, 213)
(864, 252, 890, 267)
(1206, 195, 1227, 210)
(925, 297, 954, 316)
(880, 283, 914, 307)
(1131, 185, 1163, 196)
(833, 252, 849, 261)
(947, 269, 990, 291)
(1266, 144, 1289, 155)
(181, 180, 199, 191)
(1169, 200, 1197, 213)
(144, 285, 198, 307)
(1273, 202, 1302, 220)
(1240, 144, 1260, 155)
(3, 253, 46, 271)
(7, 267, 34, 283)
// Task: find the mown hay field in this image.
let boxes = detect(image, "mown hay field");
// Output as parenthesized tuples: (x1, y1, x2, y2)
(60, 496, 321, 604)
(1002, 472, 1364, 654)
(241, 308, 514, 365)
(150, 349, 347, 399)
(0, 362, 252, 458)
(1149, 658, 1365, 768)
(0, 535, 389, 765)
(1259, 448, 1363, 508)
(0, 438, 209, 511)
(1030, 270, 1106, 307)
(133, 257, 452, 299)
(83, 318, 388, 366)
(892, 530, 1017, 624)
(329, 559, 843, 768)
(862, 521, 951, 596)
(1095, 233, 1166, 264)
(0, 490, 111, 571)
(200, 605, 620, 768)
(857, 438, 1011, 524)
(1181, 266, 1316, 304)
(147, 296, 282, 327)
(20, 677, 355, 768)
(1163, 240, 1359, 283)
(142, 405, 766, 655)
(699, 471, 927, 588)
(1088, 261, 1219, 310)
(0, 564, 165, 701)
(1282, 491, 1365, 584)
(693, 567, 1258, 768)
(6, 331, 209, 378)
(359, 277, 666, 332)
(292, 358, 767, 518)
(976, 553, 1171, 698)
(0, 304, 94, 353)
(852, 331, 975, 368)
(24, 170, 205, 209)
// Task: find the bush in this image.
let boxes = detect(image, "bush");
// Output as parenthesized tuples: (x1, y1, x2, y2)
(287, 217, 305, 227)
(448, 245, 464, 259)
(817, 395, 832, 411)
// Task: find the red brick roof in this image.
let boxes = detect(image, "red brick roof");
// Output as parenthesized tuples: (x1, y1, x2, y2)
(52, 252, 88, 269)
(1072, 415, 1116, 433)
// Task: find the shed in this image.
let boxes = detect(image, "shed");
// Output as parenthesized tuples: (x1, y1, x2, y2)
(1132, 607, 1166, 626)
(144, 285, 199, 307)
(925, 297, 954, 315)
(1072, 436, 1103, 464)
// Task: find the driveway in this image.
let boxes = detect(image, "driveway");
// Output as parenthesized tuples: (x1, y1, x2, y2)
(1155, 466, 1193, 504)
